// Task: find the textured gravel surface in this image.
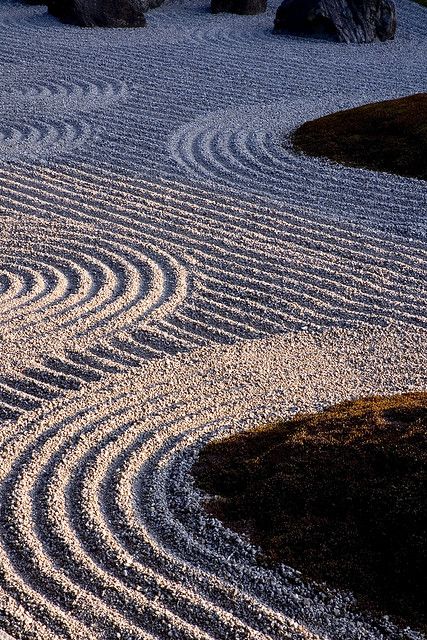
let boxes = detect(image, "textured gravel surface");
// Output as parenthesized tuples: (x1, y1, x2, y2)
(0, 0, 426, 637)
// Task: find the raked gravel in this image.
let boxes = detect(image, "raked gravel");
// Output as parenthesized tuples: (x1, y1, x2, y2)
(0, 0, 426, 638)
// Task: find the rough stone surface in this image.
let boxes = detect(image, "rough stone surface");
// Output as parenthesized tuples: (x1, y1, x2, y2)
(211, 0, 267, 16)
(274, 0, 397, 43)
(48, 0, 148, 27)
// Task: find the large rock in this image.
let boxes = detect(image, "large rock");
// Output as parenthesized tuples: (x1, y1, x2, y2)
(47, 0, 150, 27)
(274, 0, 396, 43)
(211, 0, 266, 15)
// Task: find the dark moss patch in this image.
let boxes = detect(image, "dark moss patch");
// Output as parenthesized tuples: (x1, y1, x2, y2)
(192, 392, 427, 632)
(292, 93, 427, 181)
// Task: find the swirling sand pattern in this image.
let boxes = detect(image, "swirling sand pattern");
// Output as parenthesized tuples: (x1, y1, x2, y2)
(0, 77, 128, 111)
(169, 95, 427, 234)
(1, 328, 427, 640)
(0, 116, 94, 161)
(0, 0, 427, 637)
(0, 208, 187, 418)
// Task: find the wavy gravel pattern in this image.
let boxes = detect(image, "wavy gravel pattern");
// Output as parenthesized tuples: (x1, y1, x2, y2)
(0, 78, 128, 113)
(169, 94, 427, 234)
(1, 327, 427, 640)
(0, 0, 427, 637)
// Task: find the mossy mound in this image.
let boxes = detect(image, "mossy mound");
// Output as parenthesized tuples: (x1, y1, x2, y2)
(292, 93, 427, 181)
(193, 392, 427, 632)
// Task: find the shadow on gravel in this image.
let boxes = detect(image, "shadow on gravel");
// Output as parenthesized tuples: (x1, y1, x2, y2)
(193, 392, 427, 633)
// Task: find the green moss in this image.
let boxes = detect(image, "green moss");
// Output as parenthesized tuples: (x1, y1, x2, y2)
(292, 93, 427, 181)
(193, 392, 427, 633)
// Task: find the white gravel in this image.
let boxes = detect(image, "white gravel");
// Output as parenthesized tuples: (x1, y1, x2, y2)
(0, 0, 426, 638)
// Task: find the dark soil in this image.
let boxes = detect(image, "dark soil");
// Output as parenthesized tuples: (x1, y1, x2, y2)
(292, 93, 427, 181)
(192, 392, 427, 632)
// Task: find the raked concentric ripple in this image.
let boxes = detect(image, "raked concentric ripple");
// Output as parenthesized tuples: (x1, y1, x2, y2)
(1, 327, 426, 640)
(1, 160, 427, 418)
(0, 209, 187, 372)
(0, 0, 427, 637)
(0, 116, 93, 161)
(169, 95, 427, 234)
(0, 77, 128, 111)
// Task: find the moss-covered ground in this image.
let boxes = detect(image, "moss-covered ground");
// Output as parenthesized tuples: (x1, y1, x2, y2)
(292, 93, 427, 181)
(193, 392, 427, 632)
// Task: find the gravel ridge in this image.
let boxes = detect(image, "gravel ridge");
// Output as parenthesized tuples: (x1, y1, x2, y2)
(1, 326, 427, 639)
(0, 0, 426, 637)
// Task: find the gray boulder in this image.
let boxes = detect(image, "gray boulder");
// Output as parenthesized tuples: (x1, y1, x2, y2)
(211, 0, 267, 15)
(274, 0, 396, 43)
(47, 0, 150, 27)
